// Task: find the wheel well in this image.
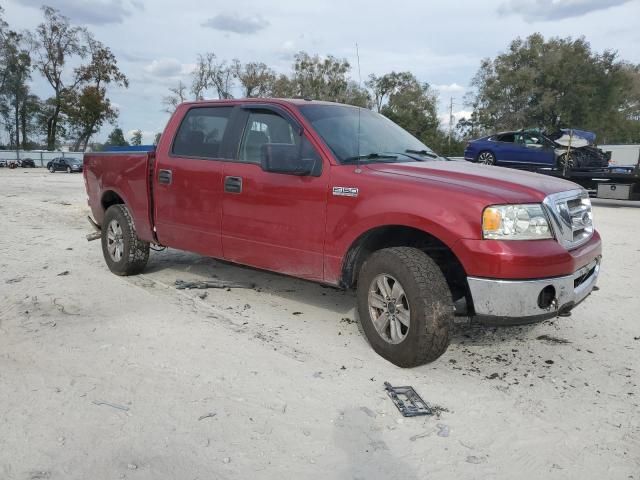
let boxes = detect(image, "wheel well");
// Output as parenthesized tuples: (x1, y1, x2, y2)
(101, 190, 124, 211)
(341, 225, 470, 304)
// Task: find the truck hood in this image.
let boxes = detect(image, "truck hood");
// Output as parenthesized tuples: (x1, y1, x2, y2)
(366, 161, 580, 203)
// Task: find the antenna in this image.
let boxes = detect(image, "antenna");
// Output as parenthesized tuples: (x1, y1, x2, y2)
(355, 43, 362, 172)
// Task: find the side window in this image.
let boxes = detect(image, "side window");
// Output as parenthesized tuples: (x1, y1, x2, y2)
(238, 110, 322, 175)
(239, 110, 298, 164)
(172, 106, 233, 158)
(498, 133, 515, 143)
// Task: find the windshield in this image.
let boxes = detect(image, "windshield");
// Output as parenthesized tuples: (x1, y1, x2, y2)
(298, 104, 438, 163)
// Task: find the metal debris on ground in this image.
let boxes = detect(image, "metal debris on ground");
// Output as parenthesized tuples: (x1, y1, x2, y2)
(92, 400, 130, 411)
(57, 270, 70, 276)
(198, 412, 216, 421)
(175, 279, 254, 290)
(384, 381, 433, 417)
(537, 334, 571, 344)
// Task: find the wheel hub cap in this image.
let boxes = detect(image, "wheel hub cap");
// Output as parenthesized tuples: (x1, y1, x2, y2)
(106, 219, 124, 262)
(368, 274, 411, 344)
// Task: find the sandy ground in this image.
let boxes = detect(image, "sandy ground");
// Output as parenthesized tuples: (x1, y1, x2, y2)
(0, 167, 638, 480)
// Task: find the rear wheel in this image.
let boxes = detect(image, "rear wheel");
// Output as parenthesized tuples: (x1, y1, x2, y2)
(357, 247, 453, 367)
(48, 165, 54, 173)
(101, 204, 150, 276)
(477, 151, 496, 165)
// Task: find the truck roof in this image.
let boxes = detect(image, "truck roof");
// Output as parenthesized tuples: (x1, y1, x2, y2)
(178, 98, 350, 108)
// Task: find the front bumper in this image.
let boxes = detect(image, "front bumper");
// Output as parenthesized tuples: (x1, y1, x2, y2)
(467, 256, 600, 324)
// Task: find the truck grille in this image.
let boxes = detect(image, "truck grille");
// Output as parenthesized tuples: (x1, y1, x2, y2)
(543, 190, 594, 250)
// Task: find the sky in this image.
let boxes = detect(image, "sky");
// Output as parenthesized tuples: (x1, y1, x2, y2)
(3, 0, 640, 145)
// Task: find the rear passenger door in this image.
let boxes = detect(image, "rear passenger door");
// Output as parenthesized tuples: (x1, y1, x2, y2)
(153, 105, 235, 258)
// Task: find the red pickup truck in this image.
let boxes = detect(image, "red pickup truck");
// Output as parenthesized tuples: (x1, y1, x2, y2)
(84, 99, 601, 367)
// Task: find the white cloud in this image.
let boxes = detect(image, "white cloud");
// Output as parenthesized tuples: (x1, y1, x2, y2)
(201, 13, 269, 34)
(433, 83, 466, 94)
(11, 0, 141, 24)
(439, 110, 473, 128)
(144, 58, 183, 77)
(498, 0, 632, 22)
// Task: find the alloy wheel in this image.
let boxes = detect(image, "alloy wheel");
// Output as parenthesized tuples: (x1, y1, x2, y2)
(368, 274, 411, 344)
(106, 219, 124, 262)
(478, 152, 495, 165)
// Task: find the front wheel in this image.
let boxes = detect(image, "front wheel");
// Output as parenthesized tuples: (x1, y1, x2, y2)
(66, 166, 71, 173)
(357, 247, 453, 367)
(101, 204, 150, 276)
(556, 152, 575, 172)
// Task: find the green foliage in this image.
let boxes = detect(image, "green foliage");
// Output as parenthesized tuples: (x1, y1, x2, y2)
(367, 71, 446, 151)
(130, 129, 142, 146)
(27, 6, 126, 150)
(468, 33, 640, 143)
(105, 127, 129, 147)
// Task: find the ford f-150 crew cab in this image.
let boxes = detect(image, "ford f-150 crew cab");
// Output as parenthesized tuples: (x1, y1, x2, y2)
(84, 99, 602, 367)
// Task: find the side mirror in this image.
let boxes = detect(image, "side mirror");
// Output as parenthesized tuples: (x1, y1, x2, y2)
(261, 143, 313, 176)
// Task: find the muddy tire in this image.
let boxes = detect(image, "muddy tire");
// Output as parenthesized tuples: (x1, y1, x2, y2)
(101, 204, 149, 276)
(357, 247, 453, 367)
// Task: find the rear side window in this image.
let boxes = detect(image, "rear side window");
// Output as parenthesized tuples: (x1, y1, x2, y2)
(172, 107, 233, 158)
(497, 133, 515, 143)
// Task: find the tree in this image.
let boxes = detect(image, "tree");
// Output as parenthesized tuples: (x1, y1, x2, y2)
(32, 6, 86, 150)
(377, 72, 440, 144)
(105, 127, 128, 147)
(233, 60, 276, 97)
(64, 35, 128, 151)
(290, 52, 348, 101)
(468, 33, 639, 142)
(130, 129, 142, 145)
(190, 52, 215, 100)
(0, 8, 36, 149)
(163, 80, 188, 113)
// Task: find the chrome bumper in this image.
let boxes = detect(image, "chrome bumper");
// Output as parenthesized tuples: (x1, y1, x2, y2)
(467, 257, 600, 324)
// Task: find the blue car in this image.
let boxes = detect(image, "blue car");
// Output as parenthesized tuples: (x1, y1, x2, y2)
(463, 129, 608, 169)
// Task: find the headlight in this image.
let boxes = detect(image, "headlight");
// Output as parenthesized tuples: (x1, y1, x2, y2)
(482, 204, 552, 240)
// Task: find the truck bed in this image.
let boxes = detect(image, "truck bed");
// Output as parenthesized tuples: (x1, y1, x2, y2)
(83, 151, 155, 243)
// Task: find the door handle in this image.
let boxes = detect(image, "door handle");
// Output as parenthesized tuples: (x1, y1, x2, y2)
(158, 169, 172, 185)
(224, 176, 242, 193)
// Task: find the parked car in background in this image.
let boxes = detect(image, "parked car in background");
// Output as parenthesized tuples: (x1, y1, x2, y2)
(464, 129, 608, 169)
(47, 157, 83, 173)
(19, 158, 36, 168)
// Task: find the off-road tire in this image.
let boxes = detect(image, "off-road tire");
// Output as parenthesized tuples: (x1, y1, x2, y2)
(101, 204, 150, 276)
(357, 247, 453, 367)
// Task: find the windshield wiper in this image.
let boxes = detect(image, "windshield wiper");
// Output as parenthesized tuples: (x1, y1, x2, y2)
(405, 149, 438, 158)
(342, 153, 398, 164)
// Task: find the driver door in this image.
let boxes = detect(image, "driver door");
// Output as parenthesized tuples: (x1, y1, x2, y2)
(221, 106, 329, 281)
(519, 132, 555, 165)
